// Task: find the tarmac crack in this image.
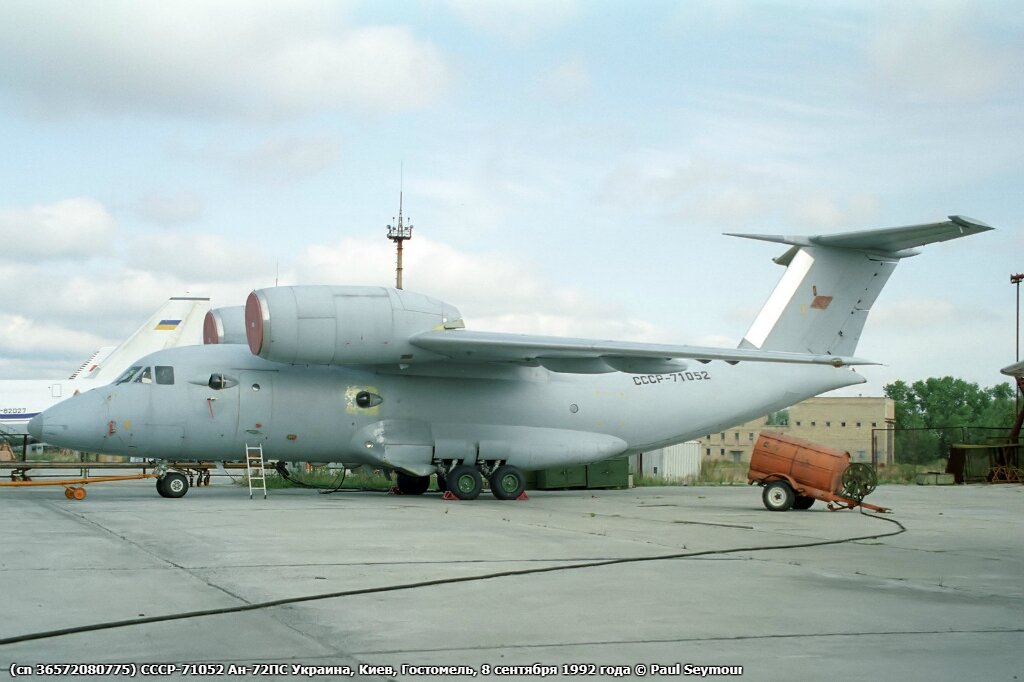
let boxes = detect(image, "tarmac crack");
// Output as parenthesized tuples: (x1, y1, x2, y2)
(351, 627, 1024, 656)
(53, 503, 254, 606)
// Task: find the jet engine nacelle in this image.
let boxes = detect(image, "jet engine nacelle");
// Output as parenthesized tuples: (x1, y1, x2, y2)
(203, 306, 247, 345)
(245, 285, 464, 366)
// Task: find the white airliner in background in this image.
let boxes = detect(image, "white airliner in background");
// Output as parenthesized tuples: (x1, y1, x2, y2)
(0, 297, 210, 439)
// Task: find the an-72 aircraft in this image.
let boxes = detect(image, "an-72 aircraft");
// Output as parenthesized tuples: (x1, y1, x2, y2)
(30, 216, 991, 500)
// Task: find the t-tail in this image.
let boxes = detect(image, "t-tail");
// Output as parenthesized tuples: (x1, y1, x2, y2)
(730, 215, 993, 357)
(74, 296, 211, 382)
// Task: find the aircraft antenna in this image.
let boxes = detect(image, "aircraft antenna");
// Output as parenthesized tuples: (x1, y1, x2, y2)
(386, 165, 413, 289)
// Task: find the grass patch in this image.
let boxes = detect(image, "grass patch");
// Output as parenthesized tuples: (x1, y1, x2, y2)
(634, 461, 749, 486)
(633, 474, 688, 487)
(876, 460, 948, 485)
(694, 460, 749, 486)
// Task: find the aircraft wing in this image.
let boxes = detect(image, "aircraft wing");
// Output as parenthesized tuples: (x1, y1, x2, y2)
(409, 329, 875, 374)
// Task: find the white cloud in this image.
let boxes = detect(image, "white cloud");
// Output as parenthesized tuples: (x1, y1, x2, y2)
(297, 235, 668, 341)
(265, 27, 451, 115)
(0, 314, 108, 362)
(0, 1, 452, 119)
(449, 0, 579, 44)
(238, 136, 343, 183)
(0, 198, 116, 260)
(135, 191, 204, 226)
(793, 193, 880, 230)
(866, 5, 1017, 101)
(598, 153, 774, 226)
(127, 231, 274, 283)
(169, 134, 342, 184)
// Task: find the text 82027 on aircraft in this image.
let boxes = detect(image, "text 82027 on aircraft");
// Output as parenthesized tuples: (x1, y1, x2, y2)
(29, 216, 992, 500)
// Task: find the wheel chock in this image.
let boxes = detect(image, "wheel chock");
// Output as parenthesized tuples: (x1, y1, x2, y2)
(515, 491, 529, 501)
(387, 486, 403, 495)
(442, 491, 459, 501)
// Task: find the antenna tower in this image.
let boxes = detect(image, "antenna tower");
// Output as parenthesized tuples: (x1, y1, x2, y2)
(386, 168, 413, 289)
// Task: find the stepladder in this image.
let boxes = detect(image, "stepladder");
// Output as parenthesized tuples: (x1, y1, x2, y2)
(245, 444, 267, 499)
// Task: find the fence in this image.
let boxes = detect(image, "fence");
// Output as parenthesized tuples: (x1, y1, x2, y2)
(870, 426, 1018, 480)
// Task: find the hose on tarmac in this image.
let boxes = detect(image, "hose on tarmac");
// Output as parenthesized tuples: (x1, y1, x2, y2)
(0, 509, 906, 646)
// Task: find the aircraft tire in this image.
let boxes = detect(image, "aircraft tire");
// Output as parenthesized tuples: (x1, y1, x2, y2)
(158, 472, 190, 499)
(435, 473, 447, 493)
(793, 495, 815, 510)
(396, 472, 430, 495)
(762, 480, 794, 511)
(489, 465, 525, 500)
(448, 465, 482, 500)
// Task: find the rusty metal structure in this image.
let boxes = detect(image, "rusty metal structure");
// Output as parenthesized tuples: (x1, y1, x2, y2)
(747, 431, 889, 512)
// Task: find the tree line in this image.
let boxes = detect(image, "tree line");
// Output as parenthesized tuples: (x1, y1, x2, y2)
(883, 377, 1017, 463)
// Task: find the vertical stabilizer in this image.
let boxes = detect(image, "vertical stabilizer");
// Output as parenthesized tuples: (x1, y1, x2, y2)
(728, 216, 992, 357)
(79, 296, 211, 382)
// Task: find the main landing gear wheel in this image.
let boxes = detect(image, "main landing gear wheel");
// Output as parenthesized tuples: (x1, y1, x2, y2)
(435, 473, 447, 493)
(395, 472, 430, 495)
(793, 495, 815, 510)
(489, 465, 526, 500)
(447, 465, 483, 500)
(762, 480, 795, 511)
(156, 472, 190, 499)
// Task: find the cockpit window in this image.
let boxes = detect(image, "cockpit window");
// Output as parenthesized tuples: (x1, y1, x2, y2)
(134, 367, 153, 384)
(208, 373, 238, 390)
(155, 366, 174, 385)
(115, 366, 142, 385)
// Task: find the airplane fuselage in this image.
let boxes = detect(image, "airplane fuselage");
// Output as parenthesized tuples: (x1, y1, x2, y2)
(0, 378, 105, 437)
(32, 344, 863, 473)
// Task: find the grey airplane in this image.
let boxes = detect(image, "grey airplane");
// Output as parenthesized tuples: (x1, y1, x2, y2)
(29, 216, 991, 500)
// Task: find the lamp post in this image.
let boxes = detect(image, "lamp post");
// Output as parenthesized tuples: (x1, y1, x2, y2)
(1012, 273, 1024, 413)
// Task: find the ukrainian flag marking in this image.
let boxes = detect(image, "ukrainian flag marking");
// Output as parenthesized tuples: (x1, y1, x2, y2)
(154, 319, 181, 330)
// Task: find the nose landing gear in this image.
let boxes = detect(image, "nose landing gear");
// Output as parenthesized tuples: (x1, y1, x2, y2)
(156, 471, 190, 498)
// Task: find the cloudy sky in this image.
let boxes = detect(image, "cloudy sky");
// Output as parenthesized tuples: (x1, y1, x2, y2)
(0, 0, 1020, 396)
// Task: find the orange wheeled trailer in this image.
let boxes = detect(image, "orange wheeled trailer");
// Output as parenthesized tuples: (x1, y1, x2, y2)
(0, 473, 159, 500)
(747, 431, 890, 512)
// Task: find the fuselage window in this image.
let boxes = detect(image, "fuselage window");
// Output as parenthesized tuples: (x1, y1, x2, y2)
(134, 367, 153, 384)
(155, 366, 175, 385)
(115, 366, 142, 384)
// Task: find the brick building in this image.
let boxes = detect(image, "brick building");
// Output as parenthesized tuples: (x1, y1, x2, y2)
(697, 396, 895, 465)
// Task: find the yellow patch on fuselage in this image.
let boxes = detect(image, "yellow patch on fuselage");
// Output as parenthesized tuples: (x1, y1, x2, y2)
(344, 385, 382, 416)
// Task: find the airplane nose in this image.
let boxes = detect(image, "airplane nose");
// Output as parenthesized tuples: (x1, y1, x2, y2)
(28, 413, 44, 441)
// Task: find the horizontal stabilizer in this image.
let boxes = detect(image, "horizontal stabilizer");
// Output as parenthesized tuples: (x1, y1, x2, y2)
(727, 215, 992, 258)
